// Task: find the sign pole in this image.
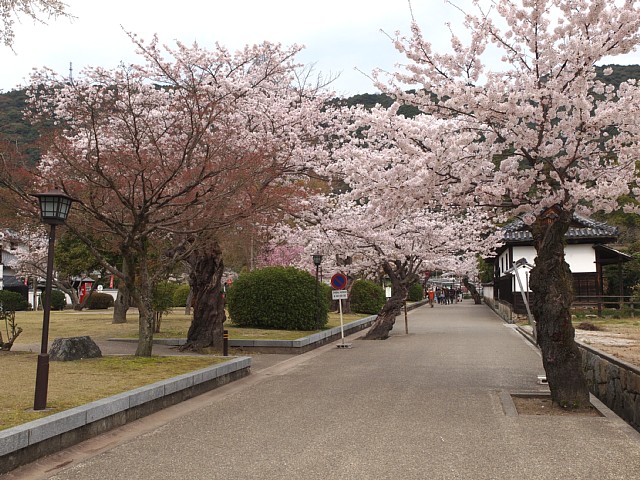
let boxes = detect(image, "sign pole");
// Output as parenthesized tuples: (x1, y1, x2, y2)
(404, 300, 409, 334)
(331, 277, 351, 349)
(339, 298, 345, 344)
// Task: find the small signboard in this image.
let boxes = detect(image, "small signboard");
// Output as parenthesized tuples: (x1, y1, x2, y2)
(332, 289, 348, 300)
(330, 273, 348, 290)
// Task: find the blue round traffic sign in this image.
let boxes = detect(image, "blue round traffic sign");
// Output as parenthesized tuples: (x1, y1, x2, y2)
(330, 273, 347, 290)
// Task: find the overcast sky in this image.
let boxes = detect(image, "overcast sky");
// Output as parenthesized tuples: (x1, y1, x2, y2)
(1, 1, 639, 97)
(0, 0, 451, 96)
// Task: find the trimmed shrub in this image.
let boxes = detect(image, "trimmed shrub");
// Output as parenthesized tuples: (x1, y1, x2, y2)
(407, 282, 424, 302)
(153, 281, 178, 312)
(172, 284, 191, 307)
(84, 292, 115, 310)
(227, 266, 330, 330)
(48, 290, 67, 310)
(0, 290, 29, 312)
(350, 279, 385, 314)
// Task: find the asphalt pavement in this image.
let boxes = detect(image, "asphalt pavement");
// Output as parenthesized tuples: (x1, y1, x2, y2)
(6, 302, 640, 480)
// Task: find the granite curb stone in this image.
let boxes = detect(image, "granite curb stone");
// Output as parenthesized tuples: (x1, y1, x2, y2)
(0, 356, 251, 470)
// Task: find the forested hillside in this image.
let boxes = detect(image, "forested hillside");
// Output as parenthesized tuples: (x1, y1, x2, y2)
(0, 88, 39, 163)
(3, 64, 640, 164)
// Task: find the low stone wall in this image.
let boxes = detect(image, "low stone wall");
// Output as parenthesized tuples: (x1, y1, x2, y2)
(150, 300, 431, 354)
(580, 344, 640, 432)
(483, 297, 515, 323)
(0, 357, 251, 475)
(495, 303, 640, 433)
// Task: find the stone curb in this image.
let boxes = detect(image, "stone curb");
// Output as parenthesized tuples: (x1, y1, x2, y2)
(0, 357, 251, 474)
(2, 301, 430, 474)
(110, 301, 430, 351)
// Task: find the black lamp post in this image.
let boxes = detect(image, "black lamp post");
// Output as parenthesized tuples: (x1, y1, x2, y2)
(32, 189, 75, 411)
(312, 254, 323, 324)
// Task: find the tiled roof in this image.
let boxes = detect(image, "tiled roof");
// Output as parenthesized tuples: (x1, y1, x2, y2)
(502, 214, 618, 243)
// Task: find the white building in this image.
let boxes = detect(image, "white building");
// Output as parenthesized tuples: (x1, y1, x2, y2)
(0, 230, 25, 292)
(489, 213, 630, 314)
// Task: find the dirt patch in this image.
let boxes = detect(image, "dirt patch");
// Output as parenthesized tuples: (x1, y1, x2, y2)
(574, 329, 640, 368)
(512, 395, 601, 417)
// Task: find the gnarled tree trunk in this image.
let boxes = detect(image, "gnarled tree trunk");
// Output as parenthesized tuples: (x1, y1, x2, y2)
(179, 242, 226, 352)
(463, 276, 482, 304)
(364, 260, 415, 340)
(363, 286, 407, 339)
(529, 207, 590, 408)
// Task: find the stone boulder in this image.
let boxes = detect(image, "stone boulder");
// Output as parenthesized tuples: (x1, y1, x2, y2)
(49, 336, 102, 361)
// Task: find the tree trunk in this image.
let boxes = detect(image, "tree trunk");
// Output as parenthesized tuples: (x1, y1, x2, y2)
(113, 259, 130, 324)
(179, 242, 226, 352)
(51, 279, 81, 310)
(112, 289, 130, 324)
(529, 208, 591, 408)
(463, 276, 482, 304)
(135, 253, 155, 357)
(154, 311, 162, 333)
(135, 293, 155, 356)
(184, 288, 193, 316)
(364, 262, 410, 340)
(364, 283, 407, 339)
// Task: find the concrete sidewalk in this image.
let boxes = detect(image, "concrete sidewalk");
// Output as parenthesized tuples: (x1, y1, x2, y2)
(7, 303, 640, 479)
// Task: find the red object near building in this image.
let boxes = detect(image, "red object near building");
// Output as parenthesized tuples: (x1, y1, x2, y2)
(79, 279, 93, 303)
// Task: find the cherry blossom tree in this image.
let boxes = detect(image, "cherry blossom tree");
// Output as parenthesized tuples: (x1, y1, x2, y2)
(276, 103, 496, 339)
(375, 0, 640, 407)
(1, 0, 70, 48)
(278, 195, 491, 338)
(25, 35, 333, 356)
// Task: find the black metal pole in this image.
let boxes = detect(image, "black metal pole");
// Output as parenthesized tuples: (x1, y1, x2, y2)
(223, 329, 229, 356)
(315, 264, 320, 325)
(34, 223, 56, 411)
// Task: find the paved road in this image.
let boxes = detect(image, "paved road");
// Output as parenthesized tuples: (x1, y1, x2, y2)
(6, 303, 640, 479)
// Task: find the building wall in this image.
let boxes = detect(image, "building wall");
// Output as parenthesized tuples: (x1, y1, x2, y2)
(565, 244, 597, 273)
(500, 244, 596, 293)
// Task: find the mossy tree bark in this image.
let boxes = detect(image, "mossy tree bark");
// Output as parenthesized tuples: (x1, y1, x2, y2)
(529, 207, 591, 408)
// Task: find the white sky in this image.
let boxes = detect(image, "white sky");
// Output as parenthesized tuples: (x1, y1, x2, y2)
(1, 1, 639, 96)
(0, 0, 454, 96)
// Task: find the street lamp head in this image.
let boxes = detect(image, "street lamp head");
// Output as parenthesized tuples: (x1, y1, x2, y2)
(32, 189, 75, 225)
(312, 253, 323, 267)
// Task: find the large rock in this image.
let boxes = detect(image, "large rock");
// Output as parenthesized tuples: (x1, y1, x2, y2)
(49, 336, 102, 361)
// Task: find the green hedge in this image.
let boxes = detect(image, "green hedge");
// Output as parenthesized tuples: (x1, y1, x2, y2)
(173, 284, 191, 307)
(44, 290, 67, 310)
(84, 292, 115, 310)
(0, 290, 29, 312)
(407, 282, 424, 302)
(350, 279, 385, 314)
(227, 266, 330, 330)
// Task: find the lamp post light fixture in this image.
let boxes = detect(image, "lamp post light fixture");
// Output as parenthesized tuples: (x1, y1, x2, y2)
(32, 189, 75, 411)
(312, 254, 323, 324)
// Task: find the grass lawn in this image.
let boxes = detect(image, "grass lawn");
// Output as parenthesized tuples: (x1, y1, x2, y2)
(9, 309, 369, 345)
(0, 353, 226, 431)
(1, 309, 370, 431)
